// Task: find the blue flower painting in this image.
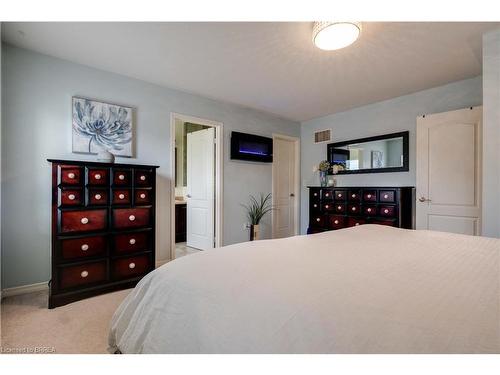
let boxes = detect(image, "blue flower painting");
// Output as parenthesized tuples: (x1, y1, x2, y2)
(72, 97, 133, 157)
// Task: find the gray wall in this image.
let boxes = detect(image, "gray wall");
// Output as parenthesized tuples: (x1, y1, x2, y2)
(1, 44, 300, 289)
(300, 76, 483, 234)
(482, 30, 500, 238)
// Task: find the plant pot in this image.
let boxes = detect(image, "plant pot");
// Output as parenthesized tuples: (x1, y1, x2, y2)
(250, 224, 260, 241)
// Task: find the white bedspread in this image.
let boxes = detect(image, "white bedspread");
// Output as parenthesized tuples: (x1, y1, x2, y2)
(108, 225, 500, 353)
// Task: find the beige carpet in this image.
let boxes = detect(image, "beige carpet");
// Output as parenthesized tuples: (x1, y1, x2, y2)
(1, 288, 131, 354)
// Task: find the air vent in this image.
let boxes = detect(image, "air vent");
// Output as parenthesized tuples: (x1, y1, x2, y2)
(314, 129, 331, 144)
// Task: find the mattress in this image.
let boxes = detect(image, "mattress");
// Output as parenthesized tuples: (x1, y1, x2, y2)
(108, 225, 500, 353)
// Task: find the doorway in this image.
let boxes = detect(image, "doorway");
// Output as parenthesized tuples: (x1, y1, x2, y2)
(416, 106, 482, 235)
(170, 113, 223, 260)
(272, 134, 300, 238)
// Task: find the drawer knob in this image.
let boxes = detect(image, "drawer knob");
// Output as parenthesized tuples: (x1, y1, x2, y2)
(80, 217, 89, 224)
(129, 262, 136, 269)
(325, 205, 329, 209)
(68, 172, 76, 179)
(337, 193, 342, 197)
(334, 220, 339, 224)
(316, 218, 320, 222)
(384, 194, 389, 199)
(119, 193, 125, 199)
(351, 207, 356, 211)
(81, 270, 89, 278)
(81, 244, 89, 251)
(314, 193, 317, 197)
(367, 194, 372, 199)
(129, 215, 136, 221)
(367, 208, 372, 213)
(129, 238, 136, 245)
(68, 194, 76, 201)
(355, 223, 360, 226)
(351, 194, 356, 198)
(313, 204, 317, 208)
(95, 173, 101, 180)
(95, 194, 102, 200)
(140, 175, 146, 181)
(118, 174, 125, 180)
(325, 193, 329, 197)
(337, 205, 342, 210)
(140, 193, 146, 199)
(384, 209, 389, 214)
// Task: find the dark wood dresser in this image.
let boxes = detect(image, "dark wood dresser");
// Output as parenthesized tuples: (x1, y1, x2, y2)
(307, 186, 414, 234)
(48, 159, 159, 308)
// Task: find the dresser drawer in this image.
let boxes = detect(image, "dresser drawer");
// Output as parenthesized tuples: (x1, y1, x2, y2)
(111, 255, 151, 280)
(321, 189, 334, 200)
(135, 169, 153, 187)
(309, 188, 321, 202)
(363, 190, 377, 202)
(347, 203, 361, 215)
(347, 217, 366, 227)
(60, 235, 107, 260)
(112, 189, 132, 205)
(348, 189, 361, 202)
(135, 189, 152, 205)
(379, 190, 396, 203)
(59, 166, 83, 185)
(363, 205, 377, 216)
(87, 168, 108, 186)
(60, 209, 107, 234)
(310, 215, 325, 228)
(334, 190, 347, 201)
(322, 202, 334, 212)
(334, 203, 346, 213)
(59, 261, 107, 289)
(113, 169, 132, 186)
(59, 188, 84, 206)
(329, 215, 346, 229)
(88, 188, 108, 206)
(113, 208, 151, 229)
(379, 205, 397, 217)
(113, 232, 150, 254)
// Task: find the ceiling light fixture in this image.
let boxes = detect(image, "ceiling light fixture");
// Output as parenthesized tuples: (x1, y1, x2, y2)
(312, 22, 361, 51)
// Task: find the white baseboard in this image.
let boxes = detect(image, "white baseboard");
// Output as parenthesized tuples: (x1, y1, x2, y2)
(1, 281, 49, 299)
(155, 259, 170, 268)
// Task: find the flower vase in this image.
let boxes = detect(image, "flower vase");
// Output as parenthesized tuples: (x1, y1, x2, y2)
(319, 171, 327, 187)
(250, 224, 260, 241)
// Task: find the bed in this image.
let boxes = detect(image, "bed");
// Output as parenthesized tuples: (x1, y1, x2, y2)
(108, 225, 500, 353)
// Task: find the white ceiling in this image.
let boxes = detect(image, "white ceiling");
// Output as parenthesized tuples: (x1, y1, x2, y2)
(2, 22, 499, 122)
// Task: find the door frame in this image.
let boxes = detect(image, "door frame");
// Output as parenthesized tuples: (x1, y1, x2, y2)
(169, 113, 223, 260)
(271, 133, 300, 238)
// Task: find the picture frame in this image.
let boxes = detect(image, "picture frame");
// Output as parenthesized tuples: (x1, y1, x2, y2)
(72, 96, 134, 157)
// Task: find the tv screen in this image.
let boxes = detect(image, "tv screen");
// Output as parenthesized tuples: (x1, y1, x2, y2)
(231, 132, 273, 162)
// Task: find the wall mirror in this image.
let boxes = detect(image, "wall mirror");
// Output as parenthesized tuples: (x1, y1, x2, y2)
(327, 131, 409, 174)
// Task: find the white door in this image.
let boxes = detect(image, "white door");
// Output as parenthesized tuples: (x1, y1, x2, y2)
(187, 127, 215, 250)
(416, 106, 482, 235)
(272, 136, 298, 238)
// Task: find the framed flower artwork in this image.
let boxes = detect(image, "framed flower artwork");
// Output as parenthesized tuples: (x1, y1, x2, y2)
(72, 97, 134, 157)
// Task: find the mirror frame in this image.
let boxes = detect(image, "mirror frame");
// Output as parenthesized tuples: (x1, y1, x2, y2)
(327, 131, 409, 174)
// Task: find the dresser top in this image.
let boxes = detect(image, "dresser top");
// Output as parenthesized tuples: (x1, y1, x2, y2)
(47, 158, 159, 169)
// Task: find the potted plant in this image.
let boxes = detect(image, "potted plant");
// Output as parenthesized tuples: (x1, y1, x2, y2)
(318, 160, 330, 187)
(242, 193, 273, 241)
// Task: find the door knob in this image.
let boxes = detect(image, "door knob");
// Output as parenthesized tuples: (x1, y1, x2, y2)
(186, 194, 192, 198)
(418, 196, 431, 202)
(290, 193, 295, 197)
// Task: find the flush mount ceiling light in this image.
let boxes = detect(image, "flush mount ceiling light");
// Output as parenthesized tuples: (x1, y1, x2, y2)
(312, 22, 361, 51)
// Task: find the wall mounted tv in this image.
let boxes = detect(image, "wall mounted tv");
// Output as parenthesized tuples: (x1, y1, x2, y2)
(230, 131, 273, 163)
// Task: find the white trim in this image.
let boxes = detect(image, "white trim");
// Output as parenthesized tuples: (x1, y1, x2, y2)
(1, 281, 48, 299)
(272, 134, 300, 238)
(169, 113, 224, 261)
